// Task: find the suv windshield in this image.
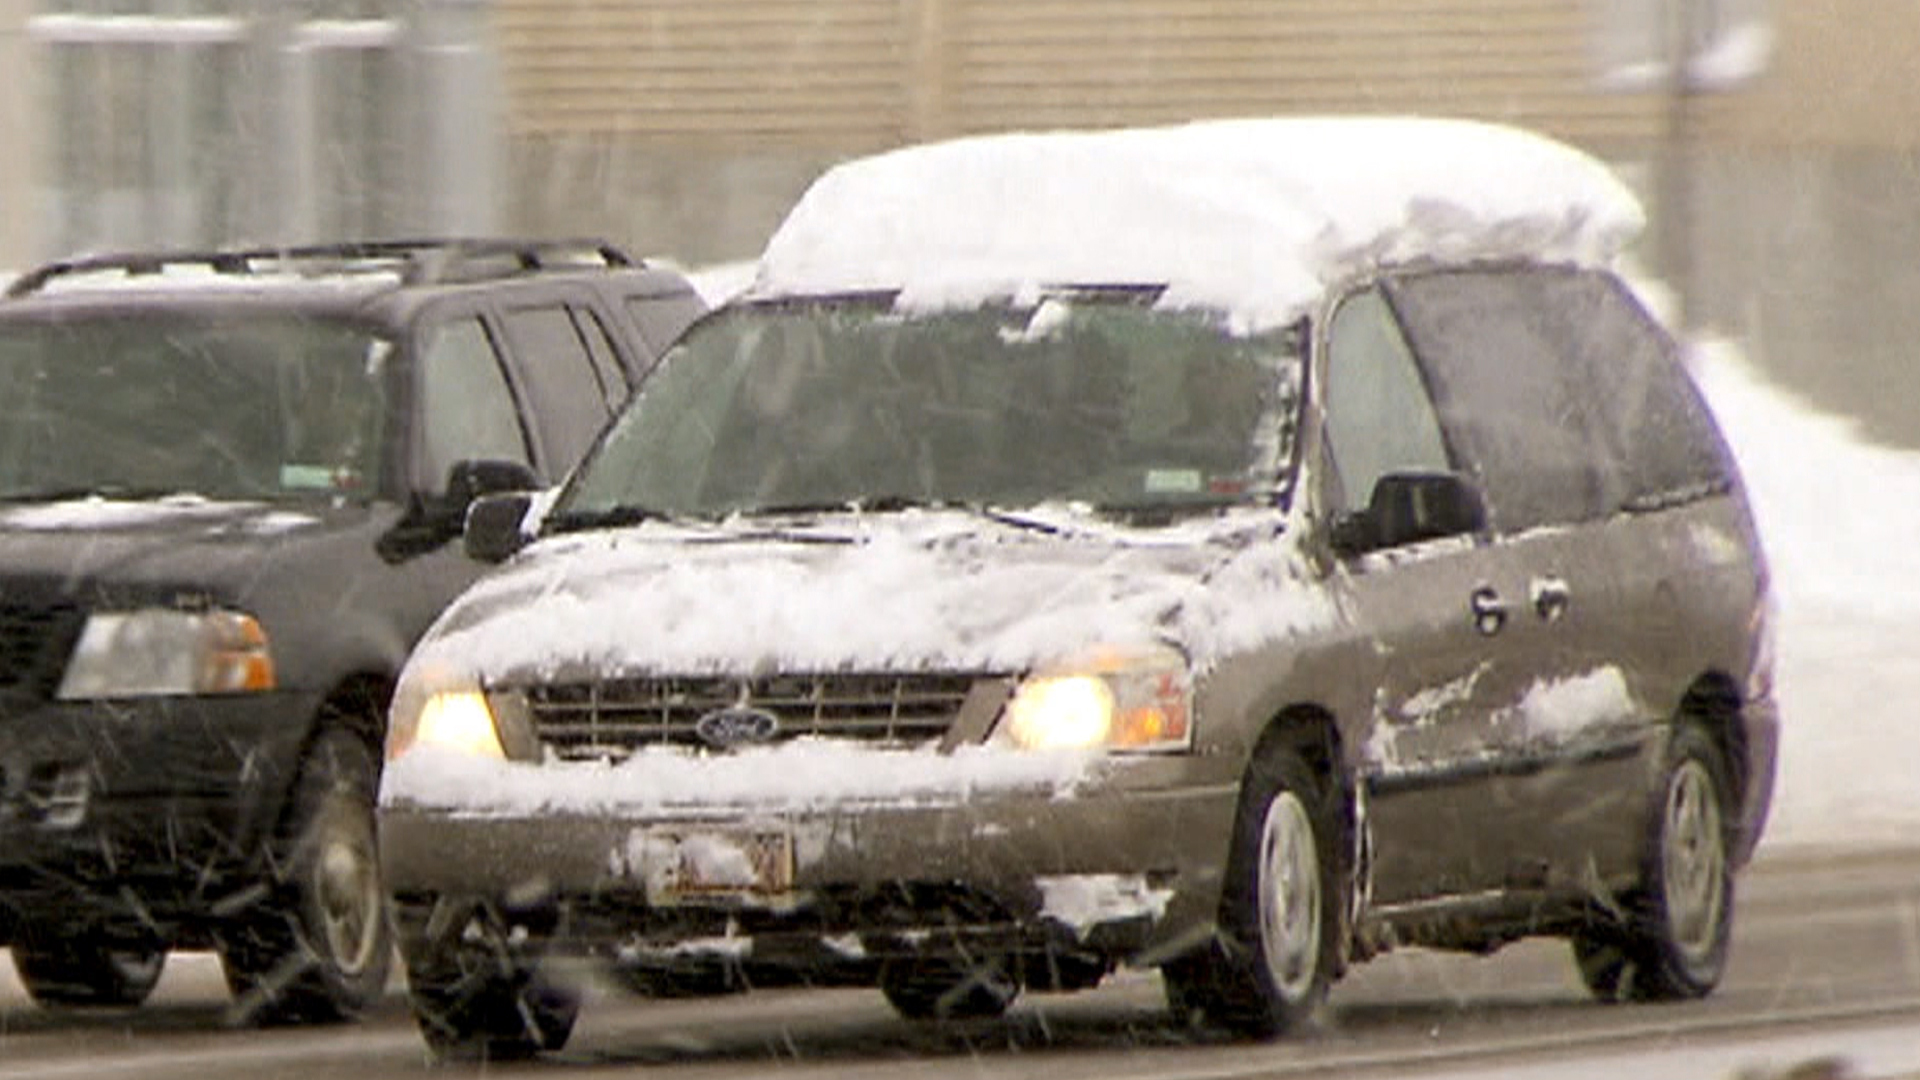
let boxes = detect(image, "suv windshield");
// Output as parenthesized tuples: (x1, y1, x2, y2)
(0, 313, 391, 504)
(559, 294, 1303, 523)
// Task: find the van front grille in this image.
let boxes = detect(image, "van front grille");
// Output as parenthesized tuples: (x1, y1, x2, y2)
(524, 672, 999, 760)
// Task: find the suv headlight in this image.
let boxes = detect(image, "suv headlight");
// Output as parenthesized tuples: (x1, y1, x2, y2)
(992, 644, 1192, 752)
(386, 664, 505, 762)
(57, 608, 276, 699)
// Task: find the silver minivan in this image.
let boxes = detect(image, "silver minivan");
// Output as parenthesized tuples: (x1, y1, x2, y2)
(376, 118, 1777, 1060)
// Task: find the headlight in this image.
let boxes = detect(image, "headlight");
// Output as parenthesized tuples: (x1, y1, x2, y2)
(57, 608, 276, 699)
(993, 644, 1192, 752)
(386, 665, 505, 762)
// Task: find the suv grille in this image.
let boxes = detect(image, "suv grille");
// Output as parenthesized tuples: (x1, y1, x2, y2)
(525, 672, 997, 760)
(0, 603, 84, 697)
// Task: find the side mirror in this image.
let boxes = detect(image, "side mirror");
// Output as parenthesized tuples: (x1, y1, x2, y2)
(377, 458, 543, 564)
(1331, 471, 1487, 557)
(443, 459, 541, 514)
(465, 491, 535, 563)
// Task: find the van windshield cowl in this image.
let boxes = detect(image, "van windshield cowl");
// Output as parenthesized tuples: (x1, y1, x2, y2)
(558, 294, 1304, 525)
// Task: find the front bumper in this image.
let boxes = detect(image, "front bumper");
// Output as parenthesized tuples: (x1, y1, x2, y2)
(381, 760, 1240, 964)
(0, 689, 321, 932)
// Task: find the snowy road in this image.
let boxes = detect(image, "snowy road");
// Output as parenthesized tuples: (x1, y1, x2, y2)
(0, 848, 1913, 1079)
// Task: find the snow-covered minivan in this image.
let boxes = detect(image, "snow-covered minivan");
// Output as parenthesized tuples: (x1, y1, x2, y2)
(378, 117, 1778, 1059)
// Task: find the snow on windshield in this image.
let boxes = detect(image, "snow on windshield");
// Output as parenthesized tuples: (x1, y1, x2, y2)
(754, 116, 1644, 329)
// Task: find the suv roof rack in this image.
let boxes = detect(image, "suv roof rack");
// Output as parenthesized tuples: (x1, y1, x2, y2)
(3, 237, 640, 298)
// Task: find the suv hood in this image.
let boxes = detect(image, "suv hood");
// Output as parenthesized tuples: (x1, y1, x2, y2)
(0, 495, 392, 606)
(413, 510, 1338, 683)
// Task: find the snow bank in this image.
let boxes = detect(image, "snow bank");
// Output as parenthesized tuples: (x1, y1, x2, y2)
(1690, 341, 1920, 852)
(755, 116, 1643, 331)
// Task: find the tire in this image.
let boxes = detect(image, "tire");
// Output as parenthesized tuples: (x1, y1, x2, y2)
(1162, 740, 1336, 1038)
(399, 901, 579, 1062)
(879, 953, 1019, 1021)
(1572, 723, 1733, 1003)
(12, 936, 166, 1008)
(219, 727, 392, 1025)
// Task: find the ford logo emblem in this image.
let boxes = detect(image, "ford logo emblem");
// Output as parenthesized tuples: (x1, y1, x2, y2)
(694, 706, 781, 749)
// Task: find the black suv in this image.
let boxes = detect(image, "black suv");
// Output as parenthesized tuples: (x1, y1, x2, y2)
(0, 239, 703, 1022)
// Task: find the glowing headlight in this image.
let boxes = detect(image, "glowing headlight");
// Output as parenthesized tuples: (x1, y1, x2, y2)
(994, 645, 1193, 752)
(386, 668, 505, 762)
(57, 609, 276, 700)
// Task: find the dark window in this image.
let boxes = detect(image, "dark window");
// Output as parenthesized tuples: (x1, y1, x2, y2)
(1385, 269, 1614, 533)
(573, 307, 632, 408)
(417, 316, 529, 489)
(625, 293, 707, 356)
(499, 305, 614, 468)
(1517, 271, 1731, 509)
(1320, 287, 1452, 518)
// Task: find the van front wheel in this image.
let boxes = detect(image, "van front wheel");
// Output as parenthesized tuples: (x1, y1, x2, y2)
(1162, 741, 1335, 1038)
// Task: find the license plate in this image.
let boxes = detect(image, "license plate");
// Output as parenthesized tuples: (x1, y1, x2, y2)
(639, 827, 794, 905)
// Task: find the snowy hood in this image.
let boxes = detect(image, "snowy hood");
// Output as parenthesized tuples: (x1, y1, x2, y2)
(0, 496, 347, 598)
(412, 510, 1340, 683)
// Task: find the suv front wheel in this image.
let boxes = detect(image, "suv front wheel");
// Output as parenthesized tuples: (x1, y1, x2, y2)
(219, 726, 391, 1023)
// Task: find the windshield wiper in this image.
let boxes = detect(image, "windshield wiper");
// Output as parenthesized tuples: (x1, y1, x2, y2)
(743, 495, 1072, 537)
(745, 494, 931, 517)
(542, 503, 707, 535)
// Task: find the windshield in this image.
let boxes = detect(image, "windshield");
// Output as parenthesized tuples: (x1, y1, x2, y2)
(0, 313, 391, 504)
(558, 294, 1302, 524)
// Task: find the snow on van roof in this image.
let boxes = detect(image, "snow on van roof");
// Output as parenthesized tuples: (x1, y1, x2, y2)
(753, 116, 1644, 329)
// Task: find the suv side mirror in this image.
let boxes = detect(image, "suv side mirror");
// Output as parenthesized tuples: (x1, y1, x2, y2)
(443, 459, 541, 513)
(378, 458, 542, 564)
(1331, 471, 1487, 557)
(465, 491, 536, 563)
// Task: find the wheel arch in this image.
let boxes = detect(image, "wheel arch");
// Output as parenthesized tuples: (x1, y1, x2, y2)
(1674, 670, 1748, 813)
(1246, 703, 1361, 966)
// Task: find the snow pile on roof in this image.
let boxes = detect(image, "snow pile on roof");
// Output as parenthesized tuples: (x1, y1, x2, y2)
(754, 116, 1644, 329)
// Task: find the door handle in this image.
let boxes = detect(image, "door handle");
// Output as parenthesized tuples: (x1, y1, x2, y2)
(1470, 586, 1508, 636)
(1532, 576, 1571, 622)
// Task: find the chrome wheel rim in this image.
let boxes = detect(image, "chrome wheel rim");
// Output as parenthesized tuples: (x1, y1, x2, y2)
(1256, 791, 1322, 1002)
(315, 823, 382, 977)
(1661, 758, 1726, 966)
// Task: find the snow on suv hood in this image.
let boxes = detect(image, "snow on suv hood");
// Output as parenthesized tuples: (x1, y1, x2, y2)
(411, 509, 1337, 683)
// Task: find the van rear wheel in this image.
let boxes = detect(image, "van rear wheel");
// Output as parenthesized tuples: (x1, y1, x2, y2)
(1573, 723, 1732, 1002)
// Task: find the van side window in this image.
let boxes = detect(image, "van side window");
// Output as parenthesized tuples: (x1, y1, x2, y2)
(1385, 269, 1611, 533)
(1523, 270, 1731, 509)
(417, 316, 531, 489)
(1321, 287, 1452, 518)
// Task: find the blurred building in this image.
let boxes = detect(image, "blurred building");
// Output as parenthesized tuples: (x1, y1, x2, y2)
(0, 0, 500, 265)
(3, 1, 1917, 442)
